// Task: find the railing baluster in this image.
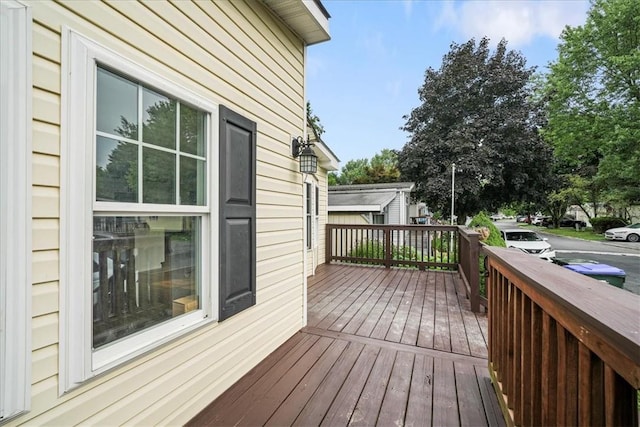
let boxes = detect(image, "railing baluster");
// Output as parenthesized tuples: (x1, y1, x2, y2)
(485, 246, 639, 426)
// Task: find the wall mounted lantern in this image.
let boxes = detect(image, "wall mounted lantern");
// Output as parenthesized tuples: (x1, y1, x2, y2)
(291, 136, 318, 174)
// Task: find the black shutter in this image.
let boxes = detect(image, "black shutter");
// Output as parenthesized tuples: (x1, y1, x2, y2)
(219, 105, 256, 321)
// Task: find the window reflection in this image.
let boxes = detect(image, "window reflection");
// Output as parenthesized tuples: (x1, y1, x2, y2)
(96, 136, 138, 202)
(143, 88, 176, 149)
(96, 66, 206, 207)
(180, 156, 205, 205)
(180, 104, 205, 156)
(92, 216, 200, 349)
(143, 148, 175, 204)
(97, 68, 138, 137)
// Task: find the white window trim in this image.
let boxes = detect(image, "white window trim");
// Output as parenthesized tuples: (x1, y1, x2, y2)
(0, 0, 32, 420)
(60, 28, 219, 393)
(314, 184, 319, 250)
(304, 181, 312, 251)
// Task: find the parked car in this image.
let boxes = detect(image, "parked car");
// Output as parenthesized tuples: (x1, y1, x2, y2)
(531, 216, 550, 226)
(490, 213, 505, 221)
(515, 215, 529, 223)
(604, 223, 640, 242)
(500, 229, 556, 260)
(541, 217, 587, 229)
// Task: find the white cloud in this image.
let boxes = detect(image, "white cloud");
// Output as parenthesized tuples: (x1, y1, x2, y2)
(359, 31, 388, 58)
(434, 0, 589, 47)
(403, 0, 414, 19)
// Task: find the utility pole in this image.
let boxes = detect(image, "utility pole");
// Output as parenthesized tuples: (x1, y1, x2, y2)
(451, 162, 455, 225)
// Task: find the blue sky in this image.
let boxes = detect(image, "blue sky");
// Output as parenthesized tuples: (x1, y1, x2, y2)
(306, 0, 590, 168)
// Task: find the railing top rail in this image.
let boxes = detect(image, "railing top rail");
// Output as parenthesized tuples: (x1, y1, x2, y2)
(482, 245, 640, 385)
(327, 223, 458, 231)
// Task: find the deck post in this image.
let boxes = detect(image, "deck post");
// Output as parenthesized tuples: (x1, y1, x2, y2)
(326, 224, 333, 264)
(384, 227, 391, 268)
(468, 232, 480, 312)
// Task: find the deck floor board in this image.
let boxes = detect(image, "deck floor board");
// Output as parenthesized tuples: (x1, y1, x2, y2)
(188, 264, 504, 427)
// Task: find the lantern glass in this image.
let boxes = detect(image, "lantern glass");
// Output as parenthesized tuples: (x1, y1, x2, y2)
(299, 146, 318, 174)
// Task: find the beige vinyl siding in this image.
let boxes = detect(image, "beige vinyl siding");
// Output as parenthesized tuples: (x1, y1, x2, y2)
(14, 0, 310, 424)
(329, 212, 371, 225)
(303, 167, 331, 276)
(315, 169, 329, 269)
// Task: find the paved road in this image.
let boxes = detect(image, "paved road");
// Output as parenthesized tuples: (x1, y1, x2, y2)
(493, 220, 640, 295)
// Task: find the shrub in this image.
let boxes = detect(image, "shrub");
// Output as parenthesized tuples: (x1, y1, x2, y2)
(468, 212, 506, 247)
(348, 239, 421, 265)
(431, 233, 450, 252)
(468, 212, 506, 297)
(589, 216, 628, 234)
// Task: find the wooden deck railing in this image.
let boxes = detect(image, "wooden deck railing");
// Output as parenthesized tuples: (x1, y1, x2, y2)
(326, 224, 459, 270)
(484, 246, 640, 426)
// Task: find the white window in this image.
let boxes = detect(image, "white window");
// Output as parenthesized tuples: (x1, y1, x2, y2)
(305, 183, 312, 249)
(314, 185, 319, 249)
(61, 30, 218, 391)
(0, 0, 31, 419)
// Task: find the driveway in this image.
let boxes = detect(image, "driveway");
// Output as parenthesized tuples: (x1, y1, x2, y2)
(492, 220, 640, 295)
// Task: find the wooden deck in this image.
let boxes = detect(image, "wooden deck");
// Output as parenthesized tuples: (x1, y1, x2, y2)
(188, 264, 505, 426)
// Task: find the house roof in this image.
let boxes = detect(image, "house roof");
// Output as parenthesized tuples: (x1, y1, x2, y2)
(307, 118, 339, 171)
(262, 0, 331, 45)
(329, 182, 415, 193)
(328, 182, 415, 212)
(328, 191, 397, 212)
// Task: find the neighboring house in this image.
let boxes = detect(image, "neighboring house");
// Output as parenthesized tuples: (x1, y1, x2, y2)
(305, 120, 339, 277)
(328, 182, 415, 225)
(0, 1, 331, 424)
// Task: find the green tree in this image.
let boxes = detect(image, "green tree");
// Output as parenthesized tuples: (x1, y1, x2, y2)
(328, 172, 338, 186)
(368, 149, 401, 183)
(331, 149, 402, 185)
(398, 38, 553, 223)
(335, 158, 370, 184)
(542, 0, 640, 213)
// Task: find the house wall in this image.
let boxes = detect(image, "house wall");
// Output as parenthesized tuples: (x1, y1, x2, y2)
(328, 212, 370, 225)
(17, 1, 308, 425)
(304, 168, 329, 276)
(388, 192, 411, 225)
(388, 194, 400, 224)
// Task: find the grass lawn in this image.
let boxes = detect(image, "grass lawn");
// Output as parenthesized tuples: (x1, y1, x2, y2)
(519, 224, 607, 241)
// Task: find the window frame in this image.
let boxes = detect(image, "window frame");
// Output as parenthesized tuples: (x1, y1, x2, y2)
(314, 185, 319, 249)
(0, 0, 32, 419)
(61, 29, 219, 392)
(305, 182, 312, 250)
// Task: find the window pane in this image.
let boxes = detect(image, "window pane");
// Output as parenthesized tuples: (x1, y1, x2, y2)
(143, 148, 175, 204)
(143, 88, 176, 149)
(92, 216, 201, 349)
(180, 156, 205, 206)
(97, 68, 138, 138)
(180, 104, 205, 156)
(96, 136, 138, 202)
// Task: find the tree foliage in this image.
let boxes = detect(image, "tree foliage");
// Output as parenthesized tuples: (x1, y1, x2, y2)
(398, 38, 553, 222)
(306, 101, 324, 137)
(332, 149, 401, 185)
(542, 0, 640, 212)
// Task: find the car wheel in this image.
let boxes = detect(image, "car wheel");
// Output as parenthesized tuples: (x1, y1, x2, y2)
(627, 233, 639, 243)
